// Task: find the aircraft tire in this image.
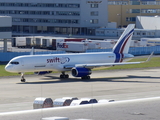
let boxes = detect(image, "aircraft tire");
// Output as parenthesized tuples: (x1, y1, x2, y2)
(21, 79, 26, 82)
(81, 76, 90, 80)
(65, 74, 69, 78)
(60, 74, 65, 79)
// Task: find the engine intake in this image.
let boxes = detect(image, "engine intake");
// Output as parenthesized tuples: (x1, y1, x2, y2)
(71, 67, 91, 77)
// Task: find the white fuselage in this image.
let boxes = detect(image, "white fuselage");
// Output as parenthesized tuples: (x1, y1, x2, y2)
(5, 52, 119, 73)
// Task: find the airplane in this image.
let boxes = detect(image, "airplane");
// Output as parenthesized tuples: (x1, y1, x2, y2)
(5, 24, 150, 82)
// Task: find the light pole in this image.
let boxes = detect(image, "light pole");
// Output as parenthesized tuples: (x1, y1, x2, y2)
(69, 12, 72, 37)
(84, 20, 88, 35)
(117, 14, 121, 28)
(139, 0, 141, 25)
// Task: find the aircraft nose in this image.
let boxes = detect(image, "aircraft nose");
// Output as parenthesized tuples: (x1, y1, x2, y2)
(5, 64, 13, 72)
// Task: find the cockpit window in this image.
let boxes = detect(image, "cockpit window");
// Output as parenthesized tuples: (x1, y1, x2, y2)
(10, 61, 19, 65)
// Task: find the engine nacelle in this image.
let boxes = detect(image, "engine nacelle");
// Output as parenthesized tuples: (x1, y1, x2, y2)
(34, 71, 52, 75)
(71, 67, 92, 77)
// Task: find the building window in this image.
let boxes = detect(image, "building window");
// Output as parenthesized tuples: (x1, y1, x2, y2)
(0, 2, 80, 8)
(90, 19, 98, 24)
(108, 1, 128, 5)
(12, 18, 79, 24)
(141, 1, 157, 5)
(137, 32, 140, 35)
(90, 11, 98, 16)
(0, 27, 12, 32)
(130, 1, 140, 5)
(126, 17, 136, 22)
(142, 33, 146, 35)
(141, 9, 157, 13)
(91, 4, 98, 8)
(129, 9, 140, 13)
(56, 11, 80, 16)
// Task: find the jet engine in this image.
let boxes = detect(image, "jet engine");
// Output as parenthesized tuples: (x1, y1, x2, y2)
(71, 67, 91, 77)
(34, 71, 52, 75)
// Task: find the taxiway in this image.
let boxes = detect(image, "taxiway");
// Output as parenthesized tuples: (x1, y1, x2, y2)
(0, 68, 160, 119)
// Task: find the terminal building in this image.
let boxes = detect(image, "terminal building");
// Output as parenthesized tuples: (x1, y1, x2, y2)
(0, 0, 159, 39)
(0, 0, 108, 36)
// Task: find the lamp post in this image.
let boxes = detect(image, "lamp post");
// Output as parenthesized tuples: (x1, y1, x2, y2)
(117, 14, 121, 28)
(84, 20, 88, 35)
(69, 12, 72, 37)
(139, 0, 141, 25)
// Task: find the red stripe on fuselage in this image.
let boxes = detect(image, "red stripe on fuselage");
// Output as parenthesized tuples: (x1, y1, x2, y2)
(120, 34, 131, 54)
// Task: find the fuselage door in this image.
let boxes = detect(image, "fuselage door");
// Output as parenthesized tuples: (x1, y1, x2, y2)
(21, 59, 24, 66)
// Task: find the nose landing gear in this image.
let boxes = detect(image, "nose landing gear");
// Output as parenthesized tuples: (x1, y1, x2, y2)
(21, 73, 26, 82)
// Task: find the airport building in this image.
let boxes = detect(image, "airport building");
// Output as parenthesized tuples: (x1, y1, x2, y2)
(108, 0, 160, 28)
(136, 16, 160, 29)
(0, 16, 12, 52)
(0, 0, 108, 36)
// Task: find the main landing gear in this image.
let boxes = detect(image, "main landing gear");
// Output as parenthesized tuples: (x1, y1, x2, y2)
(21, 72, 26, 82)
(81, 75, 90, 80)
(60, 72, 69, 79)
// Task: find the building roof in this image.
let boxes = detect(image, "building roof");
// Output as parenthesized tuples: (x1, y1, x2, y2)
(136, 16, 160, 30)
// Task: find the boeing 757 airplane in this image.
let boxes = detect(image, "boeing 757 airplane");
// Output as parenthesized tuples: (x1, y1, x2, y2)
(5, 24, 149, 82)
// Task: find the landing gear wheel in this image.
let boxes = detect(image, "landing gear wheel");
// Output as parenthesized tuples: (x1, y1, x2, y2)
(21, 78, 26, 82)
(20, 72, 26, 82)
(60, 72, 69, 79)
(87, 76, 90, 79)
(65, 74, 69, 78)
(60, 74, 65, 78)
(81, 75, 90, 80)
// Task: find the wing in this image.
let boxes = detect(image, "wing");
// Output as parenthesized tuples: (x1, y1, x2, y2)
(74, 61, 143, 68)
(63, 61, 142, 69)
(64, 52, 153, 69)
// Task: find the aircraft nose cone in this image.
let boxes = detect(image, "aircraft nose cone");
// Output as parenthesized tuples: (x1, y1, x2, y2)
(5, 65, 12, 72)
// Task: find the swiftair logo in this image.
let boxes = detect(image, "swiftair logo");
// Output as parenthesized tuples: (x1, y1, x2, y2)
(47, 57, 70, 64)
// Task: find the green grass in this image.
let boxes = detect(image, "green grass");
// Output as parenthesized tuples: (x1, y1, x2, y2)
(0, 57, 160, 77)
(0, 65, 33, 77)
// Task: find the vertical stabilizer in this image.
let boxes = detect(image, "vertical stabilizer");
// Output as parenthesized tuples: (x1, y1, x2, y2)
(113, 24, 135, 54)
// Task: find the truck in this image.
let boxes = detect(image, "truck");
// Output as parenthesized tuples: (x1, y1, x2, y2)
(56, 42, 88, 52)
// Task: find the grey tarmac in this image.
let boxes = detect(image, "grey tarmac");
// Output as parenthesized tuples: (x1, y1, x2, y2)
(0, 68, 160, 120)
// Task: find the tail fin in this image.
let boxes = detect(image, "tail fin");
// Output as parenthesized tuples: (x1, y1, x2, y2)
(113, 24, 135, 54)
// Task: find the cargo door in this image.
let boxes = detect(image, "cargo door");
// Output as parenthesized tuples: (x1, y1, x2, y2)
(21, 59, 24, 67)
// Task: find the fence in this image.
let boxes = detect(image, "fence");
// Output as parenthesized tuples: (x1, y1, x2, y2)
(0, 46, 160, 62)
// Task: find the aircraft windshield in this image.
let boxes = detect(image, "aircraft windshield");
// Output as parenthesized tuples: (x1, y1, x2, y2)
(10, 61, 19, 65)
